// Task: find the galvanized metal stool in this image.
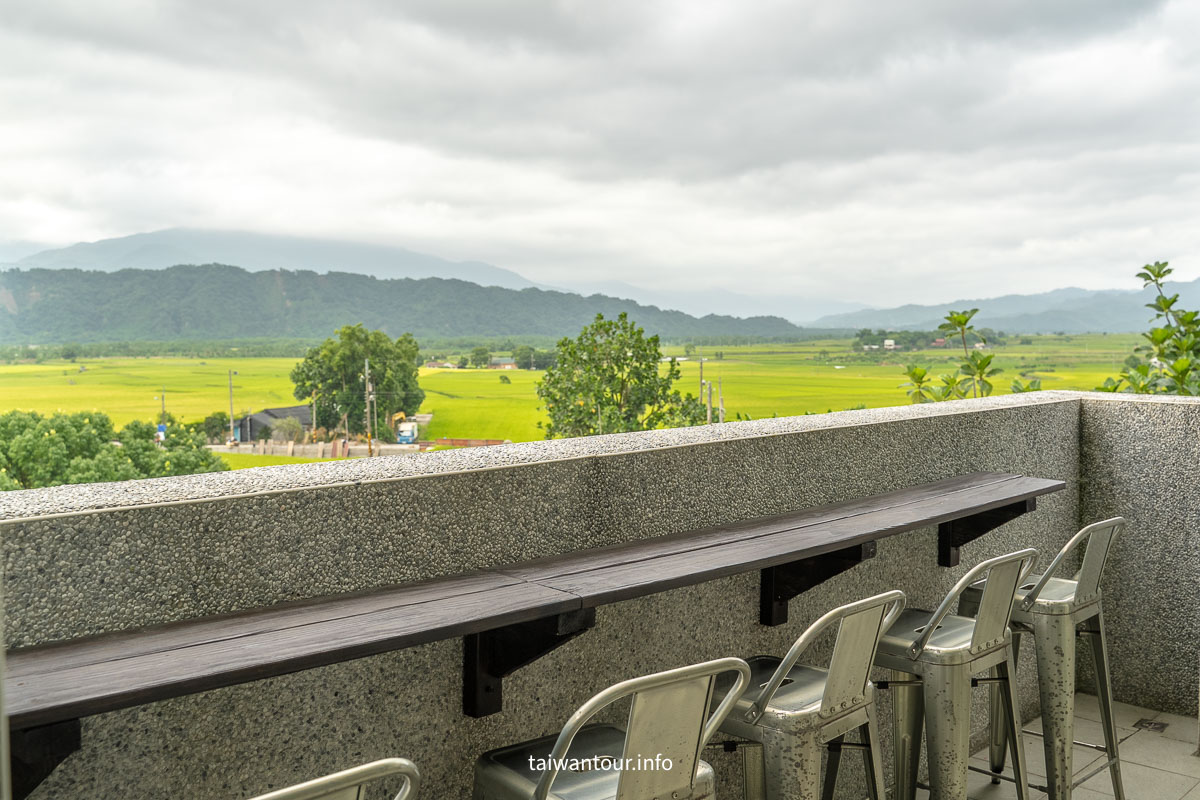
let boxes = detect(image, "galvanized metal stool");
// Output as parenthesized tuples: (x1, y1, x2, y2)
(712, 590, 906, 800)
(960, 517, 1126, 800)
(248, 758, 420, 800)
(473, 657, 752, 800)
(874, 548, 1038, 800)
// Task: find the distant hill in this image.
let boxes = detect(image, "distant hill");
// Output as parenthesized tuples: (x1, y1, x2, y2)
(811, 280, 1200, 333)
(13, 229, 538, 290)
(0, 264, 827, 344)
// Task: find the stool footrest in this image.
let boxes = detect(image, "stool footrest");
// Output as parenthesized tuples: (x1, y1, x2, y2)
(1020, 729, 1110, 752)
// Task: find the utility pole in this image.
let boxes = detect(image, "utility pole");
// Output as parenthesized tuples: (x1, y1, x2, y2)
(718, 377, 725, 423)
(228, 370, 238, 443)
(706, 381, 713, 424)
(160, 387, 166, 427)
(364, 358, 373, 457)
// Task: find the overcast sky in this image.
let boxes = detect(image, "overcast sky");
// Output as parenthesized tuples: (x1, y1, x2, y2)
(2, 0, 1198, 306)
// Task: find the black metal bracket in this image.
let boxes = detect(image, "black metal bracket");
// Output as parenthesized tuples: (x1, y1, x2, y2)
(10, 718, 81, 800)
(463, 608, 597, 717)
(937, 498, 1035, 567)
(759, 541, 877, 626)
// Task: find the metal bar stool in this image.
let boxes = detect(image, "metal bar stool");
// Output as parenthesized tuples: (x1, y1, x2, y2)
(874, 548, 1038, 800)
(473, 657, 752, 800)
(248, 758, 420, 800)
(960, 518, 1126, 800)
(712, 590, 906, 800)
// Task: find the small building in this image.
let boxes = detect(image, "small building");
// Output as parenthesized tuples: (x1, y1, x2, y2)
(973, 341, 988, 350)
(862, 344, 880, 351)
(234, 405, 313, 442)
(424, 361, 459, 369)
(883, 339, 898, 350)
(488, 357, 518, 370)
(932, 338, 947, 347)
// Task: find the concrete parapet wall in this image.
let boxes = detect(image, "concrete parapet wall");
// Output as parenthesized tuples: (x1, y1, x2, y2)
(0, 392, 1188, 798)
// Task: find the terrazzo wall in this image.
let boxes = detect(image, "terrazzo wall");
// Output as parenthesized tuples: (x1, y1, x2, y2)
(1, 392, 1177, 798)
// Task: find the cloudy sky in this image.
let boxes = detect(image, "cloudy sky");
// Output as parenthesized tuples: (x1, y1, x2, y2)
(2, 0, 1198, 306)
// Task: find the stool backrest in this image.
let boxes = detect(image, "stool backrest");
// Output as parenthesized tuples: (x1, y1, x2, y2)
(1020, 517, 1125, 610)
(532, 657, 751, 800)
(748, 591, 905, 723)
(248, 758, 419, 800)
(910, 548, 1037, 659)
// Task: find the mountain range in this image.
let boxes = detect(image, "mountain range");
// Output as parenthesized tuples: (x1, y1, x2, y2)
(0, 265, 817, 344)
(810, 281, 1198, 333)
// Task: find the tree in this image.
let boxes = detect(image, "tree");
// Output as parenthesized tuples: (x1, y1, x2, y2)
(938, 309, 982, 396)
(458, 356, 469, 369)
(470, 346, 491, 368)
(0, 410, 227, 490)
(202, 411, 230, 442)
(899, 366, 935, 404)
(272, 416, 304, 442)
(536, 312, 706, 438)
(290, 324, 425, 436)
(512, 345, 535, 370)
(684, 343, 696, 356)
(1098, 262, 1200, 395)
(498, 374, 512, 384)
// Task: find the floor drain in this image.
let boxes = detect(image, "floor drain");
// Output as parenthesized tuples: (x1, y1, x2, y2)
(1134, 719, 1167, 732)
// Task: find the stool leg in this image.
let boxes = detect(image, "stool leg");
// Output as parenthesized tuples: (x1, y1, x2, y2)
(923, 664, 971, 800)
(1033, 614, 1076, 799)
(862, 702, 888, 800)
(997, 649, 1032, 800)
(741, 742, 767, 800)
(1086, 607, 1126, 800)
(891, 669, 924, 800)
(821, 734, 843, 800)
(988, 630, 1021, 779)
(762, 726, 822, 800)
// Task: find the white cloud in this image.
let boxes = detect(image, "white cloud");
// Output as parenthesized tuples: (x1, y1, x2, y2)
(1, 0, 1197, 307)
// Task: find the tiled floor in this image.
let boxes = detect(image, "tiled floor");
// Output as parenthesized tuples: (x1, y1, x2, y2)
(917, 693, 1199, 800)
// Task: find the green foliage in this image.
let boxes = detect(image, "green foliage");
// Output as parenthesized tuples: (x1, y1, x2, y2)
(291, 324, 424, 435)
(202, 411, 230, 442)
(498, 374, 512, 384)
(1011, 377, 1043, 393)
(536, 312, 706, 438)
(0, 410, 227, 490)
(470, 347, 491, 368)
(1098, 262, 1200, 395)
(272, 416, 304, 442)
(959, 351, 1002, 397)
(899, 365, 935, 404)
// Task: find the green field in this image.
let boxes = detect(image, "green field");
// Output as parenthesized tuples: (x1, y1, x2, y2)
(0, 334, 1141, 445)
(217, 453, 344, 469)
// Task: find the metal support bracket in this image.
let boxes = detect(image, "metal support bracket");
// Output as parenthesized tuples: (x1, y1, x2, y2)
(463, 608, 596, 717)
(10, 718, 81, 800)
(760, 541, 877, 626)
(938, 498, 1035, 567)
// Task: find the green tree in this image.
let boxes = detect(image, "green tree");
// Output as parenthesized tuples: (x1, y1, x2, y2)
(0, 411, 227, 490)
(536, 312, 705, 438)
(512, 345, 535, 370)
(272, 416, 304, 442)
(1098, 262, 1200, 395)
(291, 324, 424, 435)
(470, 346, 491, 368)
(202, 411, 230, 442)
(899, 365, 935, 404)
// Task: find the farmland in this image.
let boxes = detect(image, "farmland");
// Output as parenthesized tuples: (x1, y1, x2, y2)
(0, 334, 1141, 449)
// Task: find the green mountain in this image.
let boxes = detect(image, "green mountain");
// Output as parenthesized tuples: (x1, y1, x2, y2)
(811, 280, 1200, 333)
(0, 264, 817, 344)
(13, 228, 538, 290)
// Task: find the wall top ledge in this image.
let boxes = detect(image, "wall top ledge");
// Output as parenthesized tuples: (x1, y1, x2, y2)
(0, 389, 1172, 524)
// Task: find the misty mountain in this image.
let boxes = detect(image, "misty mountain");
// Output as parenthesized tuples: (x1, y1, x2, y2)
(553, 279, 869, 324)
(13, 228, 538, 291)
(811, 281, 1200, 333)
(0, 264, 824, 344)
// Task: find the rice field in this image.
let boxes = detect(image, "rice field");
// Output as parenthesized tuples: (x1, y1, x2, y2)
(0, 334, 1142, 454)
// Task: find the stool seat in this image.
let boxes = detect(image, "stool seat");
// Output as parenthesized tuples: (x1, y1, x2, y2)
(875, 608, 1009, 667)
(713, 657, 838, 739)
(474, 725, 716, 800)
(964, 574, 1093, 620)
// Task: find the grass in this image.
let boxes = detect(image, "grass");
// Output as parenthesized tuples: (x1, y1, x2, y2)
(218, 453, 344, 469)
(0, 334, 1142, 446)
